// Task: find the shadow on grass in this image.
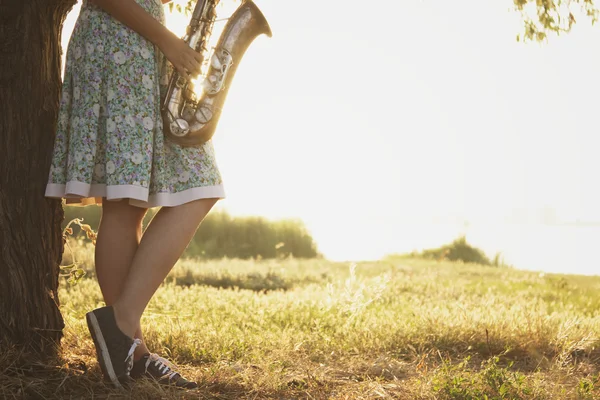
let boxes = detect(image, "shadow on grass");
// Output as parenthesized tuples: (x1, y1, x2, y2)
(0, 358, 344, 400)
(3, 342, 599, 400)
(170, 270, 327, 293)
(389, 332, 600, 377)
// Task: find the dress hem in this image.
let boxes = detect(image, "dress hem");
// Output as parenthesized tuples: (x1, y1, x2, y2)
(45, 181, 226, 208)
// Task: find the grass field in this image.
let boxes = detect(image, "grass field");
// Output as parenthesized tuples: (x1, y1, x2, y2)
(3, 240, 600, 399)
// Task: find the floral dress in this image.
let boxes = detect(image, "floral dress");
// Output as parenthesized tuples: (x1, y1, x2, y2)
(45, 0, 225, 208)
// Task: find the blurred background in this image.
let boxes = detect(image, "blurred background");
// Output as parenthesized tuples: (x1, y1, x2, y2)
(60, 0, 600, 275)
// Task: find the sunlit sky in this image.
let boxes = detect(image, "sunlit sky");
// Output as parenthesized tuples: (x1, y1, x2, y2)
(61, 0, 600, 271)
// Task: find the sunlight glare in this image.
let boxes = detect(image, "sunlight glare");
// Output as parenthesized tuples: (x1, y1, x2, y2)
(55, 0, 600, 275)
(190, 76, 204, 98)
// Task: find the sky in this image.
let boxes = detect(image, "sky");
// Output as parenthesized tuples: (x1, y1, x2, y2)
(60, 0, 600, 272)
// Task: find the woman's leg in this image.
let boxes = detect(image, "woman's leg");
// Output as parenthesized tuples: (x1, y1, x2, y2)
(111, 198, 219, 337)
(95, 199, 150, 358)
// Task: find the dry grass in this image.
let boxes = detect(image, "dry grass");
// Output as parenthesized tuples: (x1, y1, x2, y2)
(2, 241, 600, 399)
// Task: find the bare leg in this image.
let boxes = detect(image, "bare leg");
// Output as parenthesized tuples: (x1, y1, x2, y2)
(95, 199, 150, 359)
(112, 198, 218, 337)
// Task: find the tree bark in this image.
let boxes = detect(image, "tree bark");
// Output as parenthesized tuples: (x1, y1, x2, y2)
(0, 0, 75, 358)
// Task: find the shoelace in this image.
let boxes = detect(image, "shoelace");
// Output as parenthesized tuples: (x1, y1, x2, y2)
(125, 338, 143, 375)
(145, 353, 179, 381)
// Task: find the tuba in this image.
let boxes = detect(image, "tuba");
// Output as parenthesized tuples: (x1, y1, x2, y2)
(161, 0, 272, 147)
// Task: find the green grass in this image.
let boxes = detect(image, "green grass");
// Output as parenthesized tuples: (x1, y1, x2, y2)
(3, 240, 600, 399)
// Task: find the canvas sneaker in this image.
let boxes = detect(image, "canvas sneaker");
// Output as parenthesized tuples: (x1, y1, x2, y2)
(130, 353, 199, 389)
(85, 306, 142, 389)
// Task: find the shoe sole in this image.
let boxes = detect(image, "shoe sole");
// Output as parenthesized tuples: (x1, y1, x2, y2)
(86, 311, 124, 389)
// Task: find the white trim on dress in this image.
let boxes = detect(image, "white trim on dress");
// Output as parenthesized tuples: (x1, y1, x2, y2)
(45, 181, 225, 208)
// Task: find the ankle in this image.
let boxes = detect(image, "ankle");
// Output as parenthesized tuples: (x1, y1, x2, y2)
(134, 344, 150, 361)
(111, 304, 138, 339)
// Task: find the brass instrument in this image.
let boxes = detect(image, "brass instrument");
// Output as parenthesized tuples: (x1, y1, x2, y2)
(162, 0, 272, 147)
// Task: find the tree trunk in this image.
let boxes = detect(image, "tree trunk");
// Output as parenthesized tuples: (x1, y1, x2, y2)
(0, 0, 75, 359)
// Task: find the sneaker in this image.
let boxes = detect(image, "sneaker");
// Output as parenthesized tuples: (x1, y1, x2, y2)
(130, 353, 199, 389)
(85, 306, 142, 389)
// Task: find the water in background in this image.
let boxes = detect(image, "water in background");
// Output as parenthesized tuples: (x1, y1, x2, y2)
(307, 216, 600, 277)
